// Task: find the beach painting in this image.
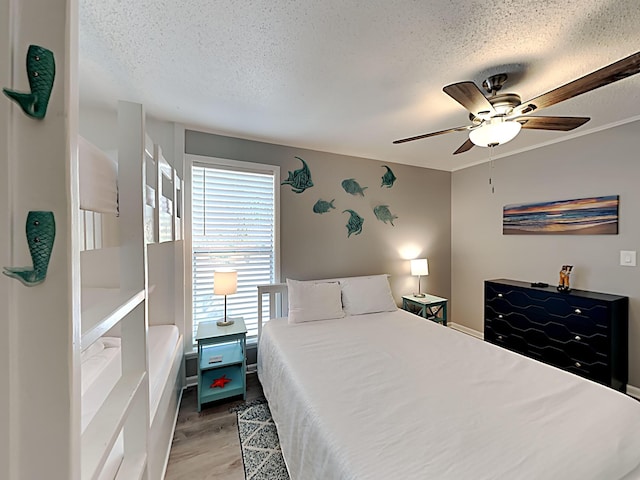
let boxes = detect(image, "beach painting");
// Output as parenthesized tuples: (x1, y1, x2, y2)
(503, 195, 619, 235)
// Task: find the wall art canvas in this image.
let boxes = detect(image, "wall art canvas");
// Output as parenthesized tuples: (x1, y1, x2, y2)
(503, 195, 619, 235)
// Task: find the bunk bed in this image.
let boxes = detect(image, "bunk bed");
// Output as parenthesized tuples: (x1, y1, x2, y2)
(78, 101, 184, 480)
(257, 276, 640, 480)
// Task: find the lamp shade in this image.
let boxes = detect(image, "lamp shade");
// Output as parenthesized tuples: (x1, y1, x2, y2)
(469, 118, 521, 147)
(410, 258, 429, 276)
(214, 270, 238, 295)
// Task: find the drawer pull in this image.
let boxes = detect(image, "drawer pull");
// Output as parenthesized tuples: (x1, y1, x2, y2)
(498, 314, 503, 319)
(498, 293, 503, 298)
(574, 335, 581, 341)
(575, 362, 581, 368)
(498, 335, 503, 340)
(574, 308, 582, 314)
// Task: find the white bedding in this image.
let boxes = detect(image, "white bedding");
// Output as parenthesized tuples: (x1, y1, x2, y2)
(148, 324, 180, 420)
(258, 310, 640, 480)
(81, 325, 180, 479)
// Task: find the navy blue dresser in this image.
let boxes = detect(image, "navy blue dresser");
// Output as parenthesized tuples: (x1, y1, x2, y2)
(484, 279, 628, 391)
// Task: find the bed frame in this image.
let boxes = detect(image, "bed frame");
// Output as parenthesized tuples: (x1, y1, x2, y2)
(79, 101, 185, 480)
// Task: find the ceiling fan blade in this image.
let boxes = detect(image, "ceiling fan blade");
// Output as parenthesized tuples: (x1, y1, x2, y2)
(515, 51, 640, 115)
(443, 82, 496, 117)
(516, 116, 590, 131)
(453, 138, 475, 155)
(393, 125, 472, 144)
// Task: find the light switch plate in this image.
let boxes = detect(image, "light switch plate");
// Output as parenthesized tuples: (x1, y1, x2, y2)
(620, 250, 636, 267)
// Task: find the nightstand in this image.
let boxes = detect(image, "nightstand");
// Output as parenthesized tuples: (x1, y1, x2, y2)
(402, 294, 448, 325)
(195, 317, 247, 412)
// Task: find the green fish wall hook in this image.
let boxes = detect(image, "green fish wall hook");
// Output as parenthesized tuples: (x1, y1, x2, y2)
(3, 211, 55, 286)
(3, 45, 55, 119)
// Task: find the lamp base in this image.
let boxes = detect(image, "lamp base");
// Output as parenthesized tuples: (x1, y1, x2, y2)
(216, 318, 235, 327)
(414, 293, 426, 298)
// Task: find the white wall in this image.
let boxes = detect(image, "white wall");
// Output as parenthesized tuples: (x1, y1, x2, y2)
(451, 119, 640, 386)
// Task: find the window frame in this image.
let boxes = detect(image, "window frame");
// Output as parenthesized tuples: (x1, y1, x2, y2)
(184, 154, 280, 350)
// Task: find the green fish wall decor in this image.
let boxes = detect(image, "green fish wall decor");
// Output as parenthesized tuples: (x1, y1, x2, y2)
(281, 156, 314, 193)
(343, 209, 364, 237)
(381, 165, 397, 188)
(341, 178, 367, 197)
(373, 205, 398, 226)
(3, 45, 55, 119)
(3, 211, 55, 286)
(313, 199, 336, 214)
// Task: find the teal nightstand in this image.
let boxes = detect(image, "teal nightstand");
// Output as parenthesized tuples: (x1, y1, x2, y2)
(195, 317, 247, 412)
(402, 294, 448, 325)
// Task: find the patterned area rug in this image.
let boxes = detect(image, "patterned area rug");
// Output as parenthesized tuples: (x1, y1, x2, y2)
(235, 401, 290, 480)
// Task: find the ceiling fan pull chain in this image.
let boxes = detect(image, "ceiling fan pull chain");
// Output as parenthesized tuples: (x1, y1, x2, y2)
(488, 146, 495, 194)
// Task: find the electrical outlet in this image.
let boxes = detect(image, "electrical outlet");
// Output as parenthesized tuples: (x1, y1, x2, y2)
(620, 250, 636, 267)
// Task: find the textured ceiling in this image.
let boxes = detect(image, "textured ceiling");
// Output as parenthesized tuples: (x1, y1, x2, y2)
(79, 0, 640, 171)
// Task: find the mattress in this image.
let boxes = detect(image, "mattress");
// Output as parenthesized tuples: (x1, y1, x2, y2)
(81, 325, 180, 479)
(258, 310, 640, 480)
(81, 337, 123, 480)
(81, 337, 122, 432)
(148, 324, 180, 420)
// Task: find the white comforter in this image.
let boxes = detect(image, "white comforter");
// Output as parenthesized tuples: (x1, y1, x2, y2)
(258, 310, 640, 480)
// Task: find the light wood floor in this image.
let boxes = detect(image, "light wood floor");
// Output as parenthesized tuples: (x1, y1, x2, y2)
(165, 373, 264, 480)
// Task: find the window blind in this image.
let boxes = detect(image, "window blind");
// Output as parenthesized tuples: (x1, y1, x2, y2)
(191, 163, 277, 343)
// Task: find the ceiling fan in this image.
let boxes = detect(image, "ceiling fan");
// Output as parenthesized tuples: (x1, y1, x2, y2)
(393, 51, 640, 154)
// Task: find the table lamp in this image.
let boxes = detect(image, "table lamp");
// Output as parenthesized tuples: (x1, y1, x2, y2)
(411, 258, 429, 298)
(214, 270, 237, 326)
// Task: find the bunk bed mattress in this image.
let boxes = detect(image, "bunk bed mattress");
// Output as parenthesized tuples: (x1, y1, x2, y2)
(148, 324, 180, 419)
(81, 337, 122, 432)
(81, 337, 123, 480)
(258, 310, 640, 480)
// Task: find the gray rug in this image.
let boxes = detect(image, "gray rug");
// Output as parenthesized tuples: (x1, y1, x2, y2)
(235, 401, 290, 480)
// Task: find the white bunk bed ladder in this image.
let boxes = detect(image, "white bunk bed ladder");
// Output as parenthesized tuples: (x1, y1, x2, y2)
(80, 101, 151, 480)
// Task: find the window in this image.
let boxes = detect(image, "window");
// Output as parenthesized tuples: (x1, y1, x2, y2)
(190, 157, 279, 344)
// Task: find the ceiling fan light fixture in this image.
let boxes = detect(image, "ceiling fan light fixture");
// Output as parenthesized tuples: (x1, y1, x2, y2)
(469, 118, 522, 147)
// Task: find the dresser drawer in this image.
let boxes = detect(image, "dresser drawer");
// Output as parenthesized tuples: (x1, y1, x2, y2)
(486, 284, 610, 327)
(535, 345, 609, 384)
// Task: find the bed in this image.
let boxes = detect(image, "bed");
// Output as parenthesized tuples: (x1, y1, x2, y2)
(80, 325, 181, 479)
(79, 109, 184, 480)
(257, 275, 640, 480)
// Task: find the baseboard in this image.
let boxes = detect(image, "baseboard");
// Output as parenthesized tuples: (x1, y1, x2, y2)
(448, 322, 483, 340)
(185, 375, 197, 388)
(627, 384, 640, 400)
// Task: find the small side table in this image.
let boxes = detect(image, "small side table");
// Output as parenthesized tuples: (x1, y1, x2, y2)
(195, 317, 247, 412)
(402, 294, 448, 325)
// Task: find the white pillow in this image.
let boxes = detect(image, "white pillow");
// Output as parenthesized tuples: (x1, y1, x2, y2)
(287, 279, 345, 324)
(340, 275, 397, 315)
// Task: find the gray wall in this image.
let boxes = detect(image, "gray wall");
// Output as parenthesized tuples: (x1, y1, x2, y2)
(186, 130, 452, 304)
(451, 120, 640, 387)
